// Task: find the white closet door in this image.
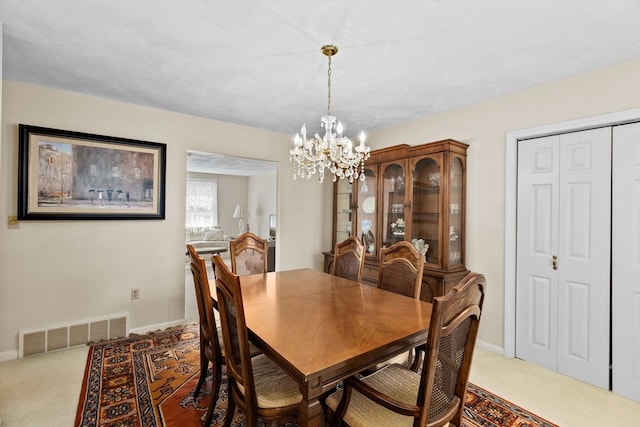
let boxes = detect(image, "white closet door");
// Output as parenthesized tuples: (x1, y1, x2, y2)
(612, 122, 640, 402)
(556, 127, 611, 389)
(516, 135, 560, 372)
(517, 127, 611, 389)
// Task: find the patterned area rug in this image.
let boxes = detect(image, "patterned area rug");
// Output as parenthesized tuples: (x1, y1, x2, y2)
(75, 324, 558, 427)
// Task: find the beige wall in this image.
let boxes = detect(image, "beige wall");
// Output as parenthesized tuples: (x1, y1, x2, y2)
(248, 170, 277, 239)
(0, 81, 332, 357)
(2, 58, 638, 358)
(370, 58, 640, 350)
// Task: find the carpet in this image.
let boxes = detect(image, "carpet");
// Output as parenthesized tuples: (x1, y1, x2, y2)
(76, 324, 558, 427)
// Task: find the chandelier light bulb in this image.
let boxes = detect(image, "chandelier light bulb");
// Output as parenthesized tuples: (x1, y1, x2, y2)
(359, 131, 366, 148)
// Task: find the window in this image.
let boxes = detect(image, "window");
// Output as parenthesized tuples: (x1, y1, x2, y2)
(186, 178, 218, 228)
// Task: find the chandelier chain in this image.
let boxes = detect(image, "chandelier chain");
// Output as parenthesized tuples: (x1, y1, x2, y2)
(327, 55, 332, 116)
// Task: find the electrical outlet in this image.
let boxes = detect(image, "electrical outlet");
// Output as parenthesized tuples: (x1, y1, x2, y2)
(131, 288, 140, 300)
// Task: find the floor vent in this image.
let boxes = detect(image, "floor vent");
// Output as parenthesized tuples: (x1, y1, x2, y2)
(19, 314, 129, 358)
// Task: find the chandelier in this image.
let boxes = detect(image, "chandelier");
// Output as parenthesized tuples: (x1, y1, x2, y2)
(289, 45, 371, 183)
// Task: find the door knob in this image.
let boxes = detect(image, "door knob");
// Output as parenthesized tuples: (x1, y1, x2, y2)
(552, 255, 558, 270)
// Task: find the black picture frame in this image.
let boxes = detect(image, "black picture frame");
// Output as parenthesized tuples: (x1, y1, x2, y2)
(18, 124, 167, 220)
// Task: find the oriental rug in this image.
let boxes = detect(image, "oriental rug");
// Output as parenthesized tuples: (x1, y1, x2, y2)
(75, 324, 558, 427)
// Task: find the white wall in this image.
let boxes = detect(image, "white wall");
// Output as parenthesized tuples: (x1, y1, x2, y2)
(0, 81, 332, 358)
(369, 58, 640, 350)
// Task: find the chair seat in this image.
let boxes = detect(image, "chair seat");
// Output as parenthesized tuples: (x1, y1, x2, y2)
(325, 364, 448, 427)
(236, 354, 303, 408)
(214, 314, 260, 357)
(215, 326, 261, 357)
(372, 349, 411, 371)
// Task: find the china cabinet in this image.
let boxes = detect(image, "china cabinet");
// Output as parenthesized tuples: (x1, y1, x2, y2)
(324, 139, 469, 302)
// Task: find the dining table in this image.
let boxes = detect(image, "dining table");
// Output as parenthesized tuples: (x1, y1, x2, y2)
(210, 268, 432, 427)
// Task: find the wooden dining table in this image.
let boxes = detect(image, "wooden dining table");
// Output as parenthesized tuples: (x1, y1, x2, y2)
(210, 268, 432, 427)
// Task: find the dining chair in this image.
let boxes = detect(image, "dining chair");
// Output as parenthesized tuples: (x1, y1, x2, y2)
(378, 240, 425, 299)
(375, 241, 426, 370)
(331, 236, 366, 282)
(186, 243, 225, 427)
(325, 272, 486, 427)
(211, 254, 302, 427)
(230, 232, 268, 275)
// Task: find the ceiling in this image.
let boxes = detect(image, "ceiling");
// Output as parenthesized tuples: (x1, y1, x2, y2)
(2, 1, 640, 140)
(187, 150, 276, 176)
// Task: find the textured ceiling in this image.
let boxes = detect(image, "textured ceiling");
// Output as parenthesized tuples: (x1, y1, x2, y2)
(187, 150, 276, 176)
(2, 1, 640, 173)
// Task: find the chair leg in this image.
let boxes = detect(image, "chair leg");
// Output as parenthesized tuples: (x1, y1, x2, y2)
(332, 384, 353, 427)
(194, 351, 207, 397)
(203, 361, 222, 427)
(222, 385, 236, 427)
(245, 408, 258, 427)
(203, 386, 217, 426)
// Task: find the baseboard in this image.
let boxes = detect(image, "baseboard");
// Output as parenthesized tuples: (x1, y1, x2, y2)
(0, 349, 19, 362)
(476, 339, 504, 355)
(128, 319, 189, 336)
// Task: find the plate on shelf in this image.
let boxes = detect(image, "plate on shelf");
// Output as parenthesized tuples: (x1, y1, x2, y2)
(362, 196, 375, 213)
(392, 231, 405, 236)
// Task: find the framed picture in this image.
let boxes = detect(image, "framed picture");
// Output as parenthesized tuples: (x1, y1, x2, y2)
(18, 124, 167, 220)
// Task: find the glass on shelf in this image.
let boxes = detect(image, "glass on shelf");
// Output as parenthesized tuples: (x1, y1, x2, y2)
(356, 167, 378, 256)
(448, 157, 463, 265)
(412, 157, 441, 266)
(382, 162, 406, 248)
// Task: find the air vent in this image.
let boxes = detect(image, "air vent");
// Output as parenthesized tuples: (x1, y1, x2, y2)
(19, 314, 128, 358)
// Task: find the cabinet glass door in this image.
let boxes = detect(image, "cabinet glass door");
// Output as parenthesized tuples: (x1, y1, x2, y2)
(449, 156, 464, 266)
(412, 156, 441, 266)
(355, 167, 378, 256)
(335, 179, 353, 246)
(382, 162, 407, 249)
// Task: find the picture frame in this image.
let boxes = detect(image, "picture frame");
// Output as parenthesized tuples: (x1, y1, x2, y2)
(18, 124, 167, 220)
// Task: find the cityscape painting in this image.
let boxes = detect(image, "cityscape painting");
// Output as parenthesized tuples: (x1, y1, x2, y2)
(18, 124, 166, 220)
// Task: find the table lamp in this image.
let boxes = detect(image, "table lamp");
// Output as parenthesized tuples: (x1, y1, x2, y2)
(233, 204, 248, 235)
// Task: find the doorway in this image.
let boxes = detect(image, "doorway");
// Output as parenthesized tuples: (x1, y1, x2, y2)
(184, 151, 277, 322)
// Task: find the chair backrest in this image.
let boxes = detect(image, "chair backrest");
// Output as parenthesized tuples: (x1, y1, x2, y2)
(230, 232, 268, 275)
(187, 244, 223, 365)
(331, 236, 365, 282)
(211, 254, 259, 410)
(378, 241, 424, 299)
(418, 272, 485, 426)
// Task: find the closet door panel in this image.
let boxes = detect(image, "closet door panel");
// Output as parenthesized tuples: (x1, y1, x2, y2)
(516, 135, 559, 371)
(557, 127, 611, 390)
(612, 122, 640, 402)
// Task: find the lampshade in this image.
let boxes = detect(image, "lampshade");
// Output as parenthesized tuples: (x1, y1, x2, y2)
(233, 204, 248, 234)
(233, 204, 247, 219)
